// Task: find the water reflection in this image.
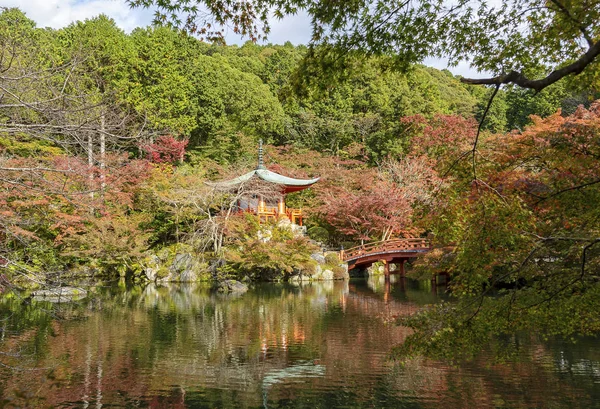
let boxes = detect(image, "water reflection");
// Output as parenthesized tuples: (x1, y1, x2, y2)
(0, 280, 598, 408)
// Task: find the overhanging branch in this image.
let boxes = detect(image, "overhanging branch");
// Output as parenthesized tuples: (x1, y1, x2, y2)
(461, 40, 600, 92)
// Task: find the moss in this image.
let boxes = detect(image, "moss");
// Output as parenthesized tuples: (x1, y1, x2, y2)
(155, 266, 170, 279)
(0, 134, 63, 157)
(299, 260, 319, 276)
(324, 253, 341, 265)
(331, 265, 346, 278)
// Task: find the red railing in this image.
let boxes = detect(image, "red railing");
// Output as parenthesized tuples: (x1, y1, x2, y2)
(341, 238, 430, 262)
(238, 206, 303, 225)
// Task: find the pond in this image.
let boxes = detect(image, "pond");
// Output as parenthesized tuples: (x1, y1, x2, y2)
(0, 277, 599, 408)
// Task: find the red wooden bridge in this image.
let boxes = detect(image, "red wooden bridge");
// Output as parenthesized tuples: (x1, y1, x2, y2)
(341, 238, 430, 276)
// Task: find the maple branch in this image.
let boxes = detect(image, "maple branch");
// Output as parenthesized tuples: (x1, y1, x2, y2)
(548, 0, 593, 47)
(461, 40, 600, 92)
(535, 178, 600, 204)
(472, 84, 500, 180)
(0, 166, 75, 173)
(581, 239, 600, 279)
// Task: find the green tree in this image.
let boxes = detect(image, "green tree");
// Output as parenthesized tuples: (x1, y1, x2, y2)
(127, 0, 600, 91)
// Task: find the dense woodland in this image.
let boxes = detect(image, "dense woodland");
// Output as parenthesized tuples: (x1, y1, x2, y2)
(2, 5, 600, 358)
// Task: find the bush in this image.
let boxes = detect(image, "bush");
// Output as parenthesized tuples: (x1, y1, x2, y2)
(332, 265, 347, 279)
(324, 252, 341, 265)
(223, 217, 319, 281)
(307, 226, 329, 243)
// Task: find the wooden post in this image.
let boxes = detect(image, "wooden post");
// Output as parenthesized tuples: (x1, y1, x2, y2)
(399, 275, 406, 291)
(384, 276, 391, 303)
(383, 260, 390, 277)
(399, 259, 406, 278)
(278, 196, 285, 217)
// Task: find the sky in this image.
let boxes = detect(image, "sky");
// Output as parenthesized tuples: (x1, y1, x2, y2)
(7, 0, 482, 78)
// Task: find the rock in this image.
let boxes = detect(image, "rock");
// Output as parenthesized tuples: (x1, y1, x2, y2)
(368, 264, 385, 275)
(321, 269, 334, 280)
(144, 255, 161, 281)
(216, 280, 248, 294)
(257, 228, 272, 243)
(171, 253, 193, 273)
(333, 264, 350, 280)
(33, 287, 87, 302)
(168, 253, 206, 282)
(143, 246, 211, 283)
(277, 217, 292, 228)
(289, 273, 311, 282)
(310, 253, 326, 264)
(312, 264, 323, 280)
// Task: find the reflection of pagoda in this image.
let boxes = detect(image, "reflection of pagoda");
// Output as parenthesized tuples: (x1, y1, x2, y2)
(209, 140, 319, 225)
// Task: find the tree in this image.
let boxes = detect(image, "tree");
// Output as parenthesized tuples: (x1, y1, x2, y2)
(0, 10, 150, 283)
(127, 0, 600, 91)
(142, 135, 188, 163)
(399, 102, 600, 360)
(318, 156, 442, 243)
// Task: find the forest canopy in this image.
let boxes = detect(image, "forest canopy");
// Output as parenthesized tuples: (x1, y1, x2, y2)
(127, 0, 600, 91)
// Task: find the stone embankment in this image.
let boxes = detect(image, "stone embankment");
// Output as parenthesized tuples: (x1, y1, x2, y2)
(289, 251, 349, 283)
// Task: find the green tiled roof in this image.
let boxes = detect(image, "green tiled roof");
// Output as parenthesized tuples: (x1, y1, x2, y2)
(207, 168, 319, 188)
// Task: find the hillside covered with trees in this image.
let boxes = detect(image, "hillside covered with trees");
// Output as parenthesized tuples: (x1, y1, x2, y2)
(1, 4, 600, 359)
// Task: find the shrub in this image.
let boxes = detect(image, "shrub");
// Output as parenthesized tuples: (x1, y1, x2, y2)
(324, 252, 341, 265)
(307, 226, 329, 243)
(332, 265, 347, 279)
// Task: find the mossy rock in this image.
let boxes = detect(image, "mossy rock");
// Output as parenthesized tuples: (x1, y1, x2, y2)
(332, 265, 347, 279)
(143, 244, 210, 282)
(324, 253, 341, 265)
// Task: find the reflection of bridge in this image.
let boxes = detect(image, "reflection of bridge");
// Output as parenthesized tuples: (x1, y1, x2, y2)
(341, 238, 430, 276)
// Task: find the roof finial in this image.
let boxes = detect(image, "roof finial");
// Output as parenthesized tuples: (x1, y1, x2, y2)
(257, 139, 265, 169)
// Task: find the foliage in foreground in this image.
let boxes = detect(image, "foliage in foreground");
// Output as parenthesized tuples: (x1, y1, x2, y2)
(398, 103, 600, 360)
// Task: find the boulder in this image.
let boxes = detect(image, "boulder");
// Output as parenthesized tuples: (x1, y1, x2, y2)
(310, 253, 326, 264)
(368, 264, 385, 275)
(321, 269, 334, 280)
(33, 286, 87, 302)
(216, 280, 248, 294)
(290, 273, 311, 282)
(312, 264, 323, 280)
(143, 245, 211, 283)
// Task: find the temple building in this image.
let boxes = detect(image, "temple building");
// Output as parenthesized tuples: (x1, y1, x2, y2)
(208, 141, 319, 225)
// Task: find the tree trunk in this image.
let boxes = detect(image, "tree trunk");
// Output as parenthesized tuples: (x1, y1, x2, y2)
(99, 112, 106, 193)
(88, 133, 94, 200)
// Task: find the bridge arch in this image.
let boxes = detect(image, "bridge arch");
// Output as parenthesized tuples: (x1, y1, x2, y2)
(341, 238, 430, 276)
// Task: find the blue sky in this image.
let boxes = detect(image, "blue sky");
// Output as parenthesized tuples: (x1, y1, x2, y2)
(9, 0, 481, 77)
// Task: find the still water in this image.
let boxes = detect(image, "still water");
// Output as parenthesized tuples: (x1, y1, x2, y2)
(0, 278, 599, 408)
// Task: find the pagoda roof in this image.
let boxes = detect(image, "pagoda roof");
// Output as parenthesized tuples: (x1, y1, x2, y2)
(207, 168, 319, 193)
(207, 140, 319, 193)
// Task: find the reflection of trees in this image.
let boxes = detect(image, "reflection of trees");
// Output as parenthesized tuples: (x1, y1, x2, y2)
(0, 283, 598, 408)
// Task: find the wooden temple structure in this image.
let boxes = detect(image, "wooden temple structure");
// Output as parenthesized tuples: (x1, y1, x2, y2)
(208, 141, 319, 225)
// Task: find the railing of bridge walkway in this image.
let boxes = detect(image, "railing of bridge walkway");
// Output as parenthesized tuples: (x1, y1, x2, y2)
(340, 238, 430, 262)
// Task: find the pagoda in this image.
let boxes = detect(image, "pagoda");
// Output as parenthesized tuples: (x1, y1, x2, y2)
(207, 140, 319, 225)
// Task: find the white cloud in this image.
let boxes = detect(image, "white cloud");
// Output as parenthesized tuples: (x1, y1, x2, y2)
(7, 0, 153, 32)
